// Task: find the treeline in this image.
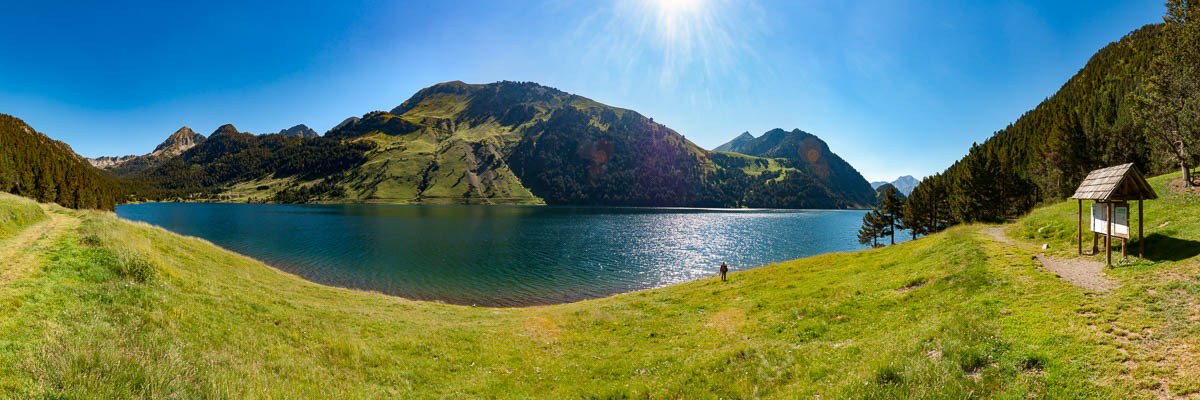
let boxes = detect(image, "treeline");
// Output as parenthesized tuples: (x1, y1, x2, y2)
(125, 129, 374, 200)
(0, 114, 123, 210)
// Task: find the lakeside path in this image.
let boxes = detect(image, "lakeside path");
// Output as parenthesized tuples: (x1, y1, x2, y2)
(0, 207, 77, 285)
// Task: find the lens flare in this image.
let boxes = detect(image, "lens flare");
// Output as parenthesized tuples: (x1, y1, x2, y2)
(581, 0, 760, 93)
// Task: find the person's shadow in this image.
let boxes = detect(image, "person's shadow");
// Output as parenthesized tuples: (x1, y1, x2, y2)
(1138, 233, 1200, 262)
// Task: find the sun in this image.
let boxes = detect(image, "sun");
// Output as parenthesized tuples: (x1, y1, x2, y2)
(597, 0, 755, 91)
(654, 0, 704, 15)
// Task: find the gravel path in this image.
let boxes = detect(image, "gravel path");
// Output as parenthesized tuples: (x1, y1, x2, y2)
(982, 226, 1115, 292)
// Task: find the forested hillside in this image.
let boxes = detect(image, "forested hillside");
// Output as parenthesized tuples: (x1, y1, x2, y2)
(0, 114, 123, 210)
(125, 124, 374, 201)
(902, 23, 1177, 233)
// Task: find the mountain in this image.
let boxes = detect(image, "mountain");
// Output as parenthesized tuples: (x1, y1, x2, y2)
(124, 124, 372, 200)
(711, 128, 877, 207)
(0, 113, 123, 210)
(273, 124, 319, 138)
(713, 131, 755, 152)
(873, 183, 907, 200)
(870, 175, 918, 196)
(121, 81, 875, 208)
(87, 126, 207, 175)
(153, 126, 206, 156)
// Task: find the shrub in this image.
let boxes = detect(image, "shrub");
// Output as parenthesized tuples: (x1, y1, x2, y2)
(112, 251, 157, 283)
(957, 347, 990, 373)
(901, 276, 927, 289)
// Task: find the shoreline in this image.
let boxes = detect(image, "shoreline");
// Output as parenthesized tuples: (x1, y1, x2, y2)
(118, 199, 875, 212)
(112, 210, 881, 309)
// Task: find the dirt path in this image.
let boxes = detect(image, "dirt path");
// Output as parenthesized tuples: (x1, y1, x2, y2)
(982, 226, 1014, 245)
(982, 226, 1115, 292)
(0, 207, 76, 285)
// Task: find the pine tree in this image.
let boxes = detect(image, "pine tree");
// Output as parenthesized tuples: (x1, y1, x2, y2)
(903, 173, 951, 238)
(857, 209, 886, 248)
(1134, 0, 1200, 187)
(880, 187, 904, 245)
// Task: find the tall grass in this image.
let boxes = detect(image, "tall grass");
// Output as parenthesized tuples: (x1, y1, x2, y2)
(0, 193, 44, 240)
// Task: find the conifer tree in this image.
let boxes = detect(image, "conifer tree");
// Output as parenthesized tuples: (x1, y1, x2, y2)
(879, 187, 904, 245)
(1134, 0, 1200, 188)
(857, 210, 886, 248)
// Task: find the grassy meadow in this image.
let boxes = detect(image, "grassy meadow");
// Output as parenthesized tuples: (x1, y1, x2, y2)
(0, 174, 1197, 398)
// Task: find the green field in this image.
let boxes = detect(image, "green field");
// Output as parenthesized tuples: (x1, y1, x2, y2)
(0, 174, 1197, 398)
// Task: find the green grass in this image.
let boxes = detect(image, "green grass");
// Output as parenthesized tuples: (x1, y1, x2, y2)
(0, 193, 45, 240)
(0, 173, 1197, 397)
(713, 151, 800, 182)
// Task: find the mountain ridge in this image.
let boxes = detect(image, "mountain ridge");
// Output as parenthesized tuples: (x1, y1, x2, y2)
(87, 126, 207, 172)
(114, 80, 876, 209)
(273, 124, 319, 138)
(711, 128, 876, 207)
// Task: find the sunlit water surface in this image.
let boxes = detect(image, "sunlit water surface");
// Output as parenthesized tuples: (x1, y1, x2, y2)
(116, 203, 900, 306)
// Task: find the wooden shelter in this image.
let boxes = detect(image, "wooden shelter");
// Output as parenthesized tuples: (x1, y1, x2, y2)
(1070, 163, 1157, 265)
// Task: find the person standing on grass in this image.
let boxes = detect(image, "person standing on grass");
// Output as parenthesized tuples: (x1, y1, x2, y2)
(720, 262, 729, 282)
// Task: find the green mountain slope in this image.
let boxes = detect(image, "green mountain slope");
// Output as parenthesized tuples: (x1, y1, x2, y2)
(0, 114, 123, 210)
(129, 81, 874, 208)
(1, 173, 1196, 397)
(712, 128, 877, 207)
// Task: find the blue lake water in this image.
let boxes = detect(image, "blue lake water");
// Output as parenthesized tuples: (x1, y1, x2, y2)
(116, 203, 897, 306)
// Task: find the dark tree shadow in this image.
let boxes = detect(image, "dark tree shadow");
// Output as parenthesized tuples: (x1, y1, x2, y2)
(1137, 233, 1200, 262)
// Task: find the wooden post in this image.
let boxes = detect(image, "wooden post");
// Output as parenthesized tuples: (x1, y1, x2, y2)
(1091, 201, 1099, 255)
(1106, 202, 1113, 266)
(1138, 199, 1144, 258)
(1077, 200, 1083, 255)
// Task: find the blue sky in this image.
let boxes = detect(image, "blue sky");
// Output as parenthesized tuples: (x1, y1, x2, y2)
(0, 0, 1164, 182)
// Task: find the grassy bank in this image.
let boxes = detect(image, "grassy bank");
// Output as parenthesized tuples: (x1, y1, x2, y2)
(0, 174, 1197, 398)
(0, 193, 44, 240)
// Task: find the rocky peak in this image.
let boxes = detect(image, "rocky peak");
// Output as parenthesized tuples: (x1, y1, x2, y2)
(212, 124, 240, 136)
(151, 126, 206, 156)
(276, 124, 319, 138)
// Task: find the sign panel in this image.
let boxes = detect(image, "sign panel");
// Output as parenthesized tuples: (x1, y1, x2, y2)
(1091, 203, 1129, 239)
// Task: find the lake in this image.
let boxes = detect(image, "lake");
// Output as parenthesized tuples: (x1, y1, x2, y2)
(116, 203, 897, 306)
